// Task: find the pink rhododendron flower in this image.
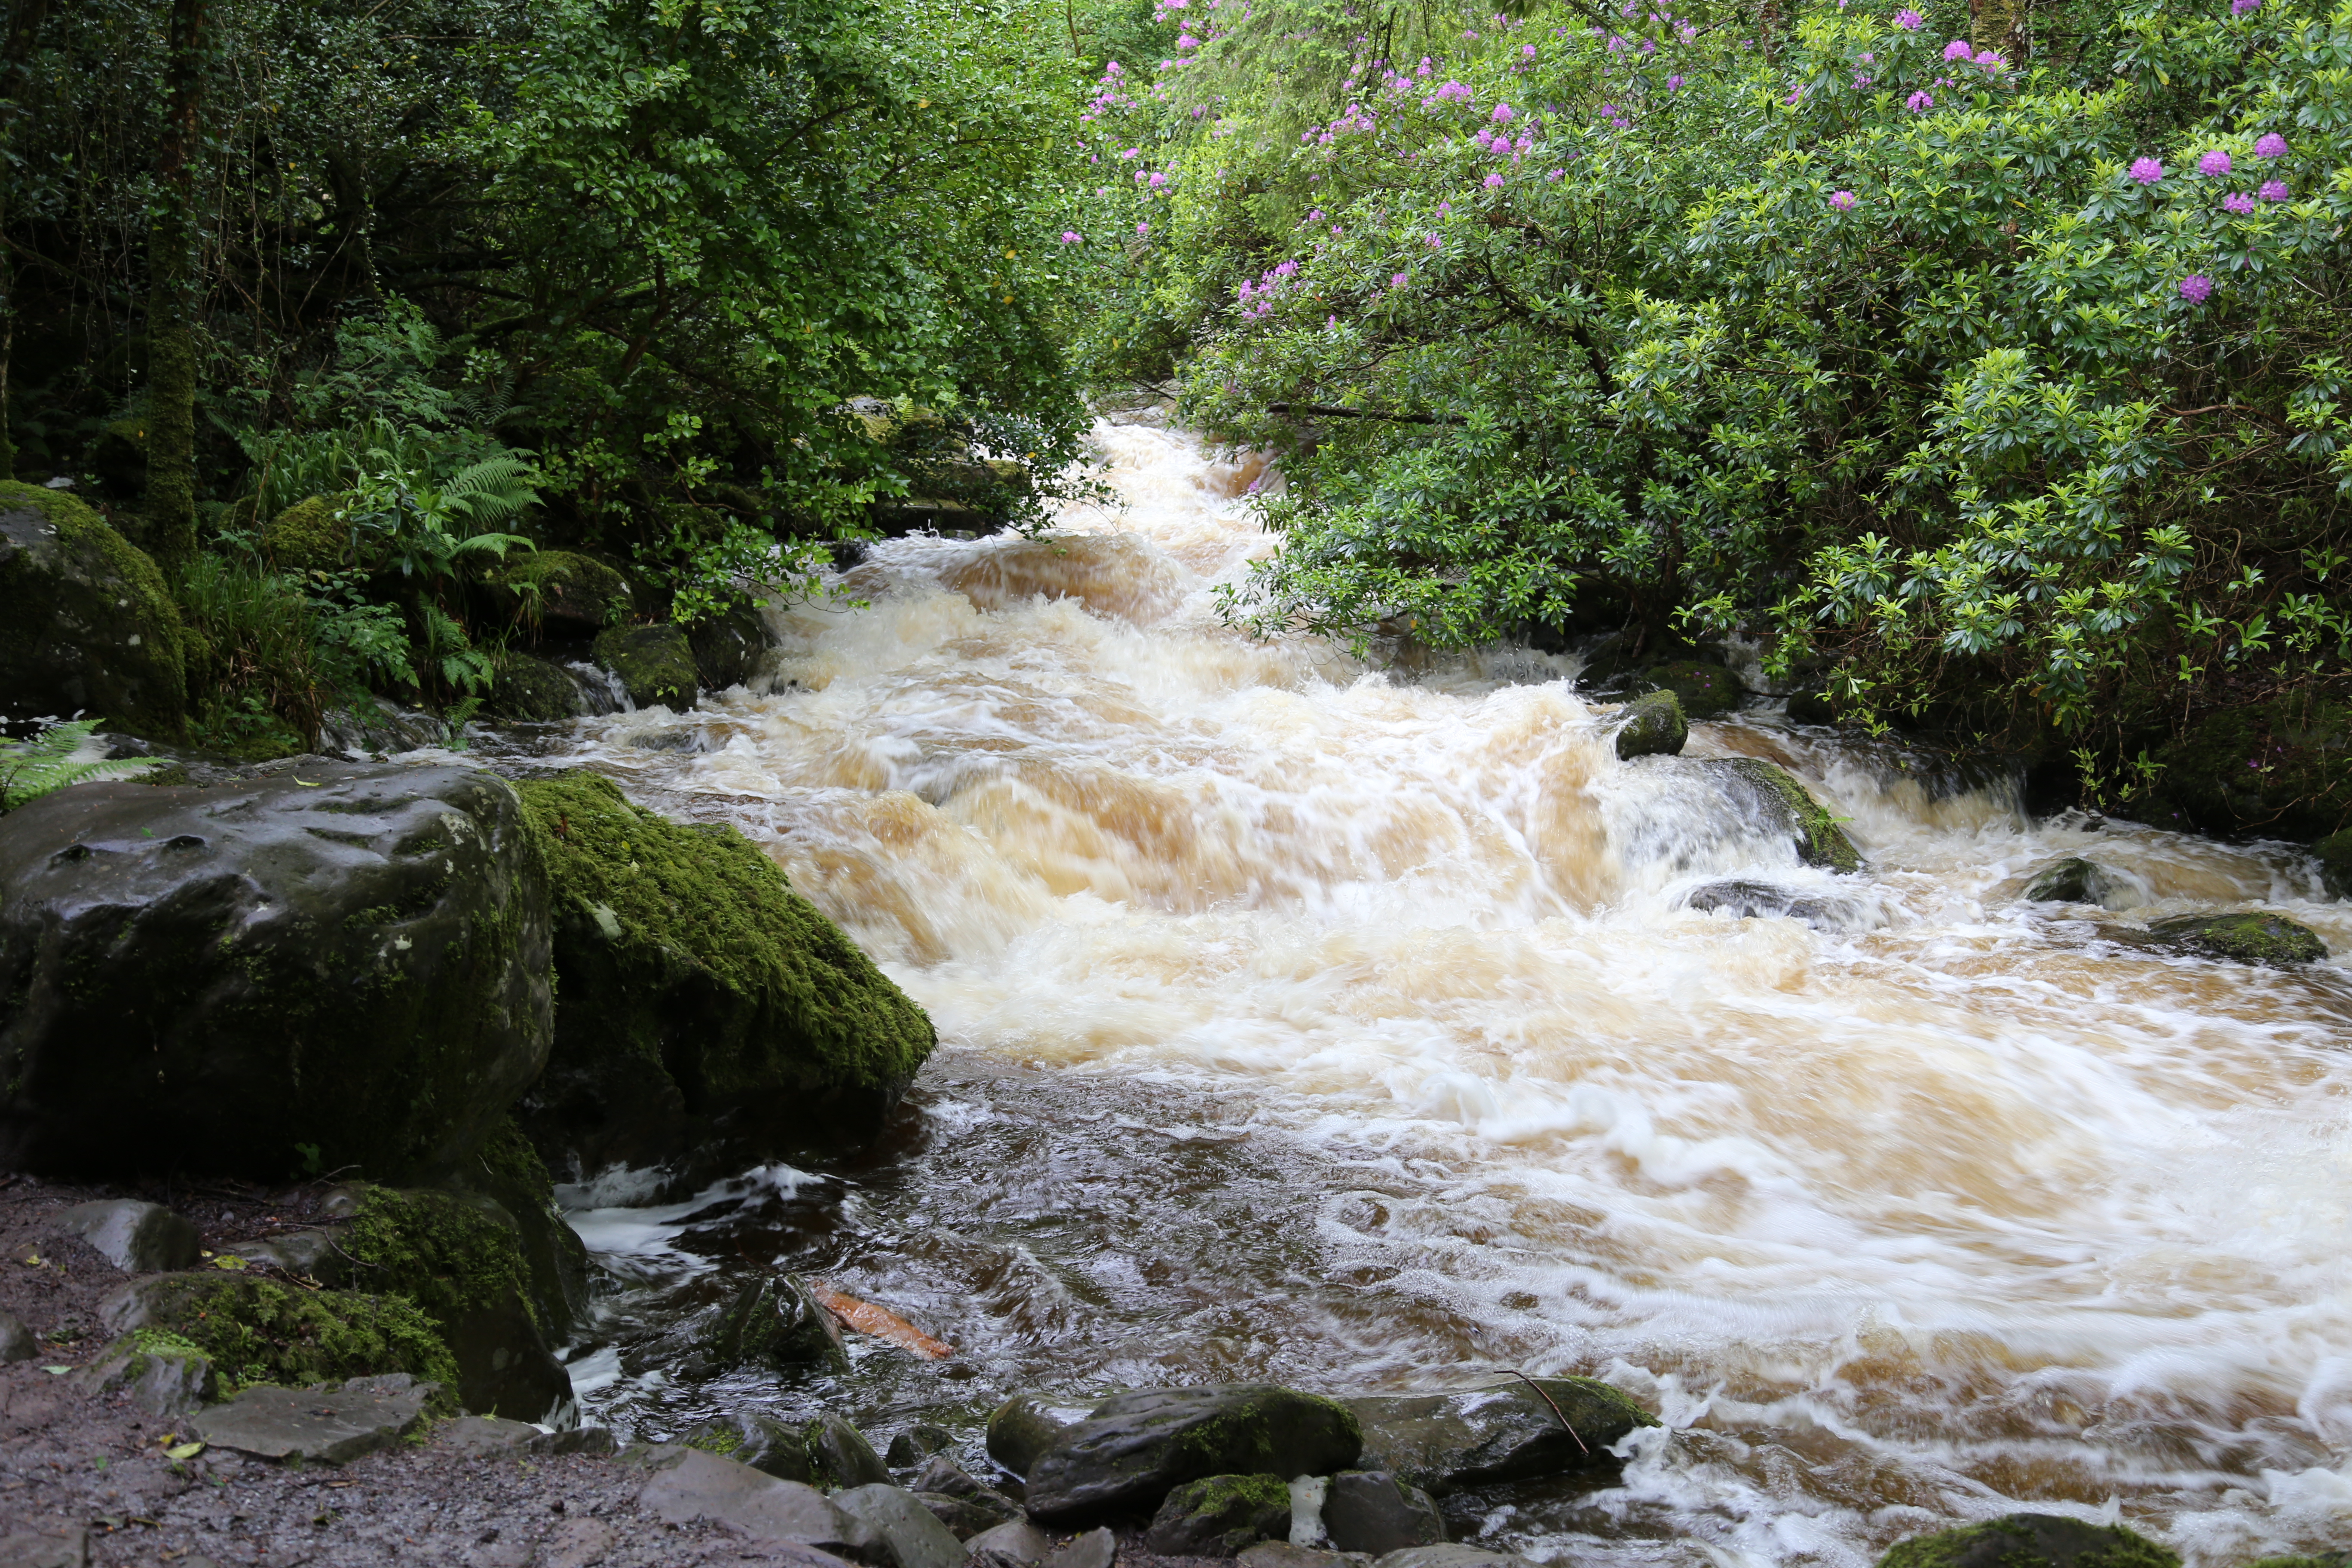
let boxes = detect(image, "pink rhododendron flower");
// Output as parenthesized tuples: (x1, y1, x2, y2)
(2231, 0, 2260, 14)
(1667, 73, 1684, 90)
(1484, 172, 1505, 187)
(1906, 89, 1932, 111)
(1830, 189, 1857, 210)
(2129, 157, 2164, 184)
(2223, 192, 2255, 213)
(1492, 102, 1515, 120)
(2179, 273, 2213, 302)
(1061, 231, 1082, 242)
(1392, 272, 1409, 285)
(2198, 149, 2232, 176)
(1137, 221, 1150, 236)
(2255, 132, 2288, 158)
(2260, 178, 2290, 200)
(1942, 38, 1972, 59)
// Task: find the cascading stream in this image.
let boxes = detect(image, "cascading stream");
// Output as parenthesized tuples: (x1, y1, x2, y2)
(511, 417, 2352, 1568)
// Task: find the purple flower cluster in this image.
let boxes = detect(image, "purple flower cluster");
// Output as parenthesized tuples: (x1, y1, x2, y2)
(1942, 38, 1972, 60)
(2231, 0, 2260, 15)
(2129, 157, 2164, 185)
(2255, 132, 2288, 158)
(2223, 192, 2255, 214)
(1906, 89, 1933, 112)
(1893, 8, 1922, 28)
(1829, 189, 1857, 210)
(2178, 274, 2213, 303)
(1060, 230, 1083, 242)
(2197, 149, 2232, 176)
(2260, 179, 2290, 201)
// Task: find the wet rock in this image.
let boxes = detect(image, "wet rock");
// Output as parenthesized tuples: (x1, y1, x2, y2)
(2150, 693, 2352, 842)
(439, 1286, 572, 1422)
(1026, 1384, 1363, 1522)
(511, 771, 933, 1179)
(1693, 757, 1862, 872)
(913, 1489, 1021, 1539)
(484, 651, 591, 723)
(434, 1415, 545, 1455)
(1343, 1378, 1660, 1495)
(808, 1410, 891, 1491)
(593, 623, 698, 710)
(1323, 1471, 1446, 1554)
(0, 1311, 33, 1363)
(100, 1272, 458, 1389)
(1876, 1513, 2180, 1568)
(887, 1424, 955, 1468)
(0, 481, 187, 740)
(450, 1118, 592, 1340)
(689, 602, 772, 691)
(1613, 689, 1687, 761)
(1680, 880, 1854, 931)
(2148, 912, 2328, 968)
(315, 695, 456, 756)
(703, 1272, 849, 1372)
(1144, 1473, 1294, 1556)
(1241, 1545, 1355, 1568)
(482, 549, 632, 638)
(1048, 1526, 1117, 1568)
(683, 1411, 817, 1482)
(966, 1518, 1056, 1567)
(0, 763, 552, 1182)
(2316, 828, 2352, 900)
(75, 1334, 217, 1415)
(1639, 659, 1743, 720)
(835, 1483, 969, 1568)
(221, 1228, 349, 1284)
(2023, 858, 2122, 906)
(631, 1445, 885, 1558)
(986, 1393, 1073, 1477)
(910, 1454, 989, 1498)
(187, 1378, 438, 1464)
(1374, 1548, 1540, 1568)
(50, 1200, 199, 1273)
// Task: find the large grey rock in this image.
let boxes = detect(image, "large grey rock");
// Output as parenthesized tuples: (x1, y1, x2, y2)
(0, 481, 187, 740)
(703, 1272, 848, 1372)
(74, 1336, 217, 1415)
(1613, 690, 1687, 760)
(441, 1283, 573, 1424)
(986, 1392, 1073, 1476)
(1323, 1471, 1445, 1554)
(187, 1379, 437, 1463)
(1027, 1384, 1363, 1522)
(221, 1227, 347, 1284)
(887, 1424, 954, 1469)
(1048, 1527, 1116, 1568)
(0, 764, 552, 1182)
(50, 1201, 199, 1273)
(1344, 1378, 1660, 1495)
(2148, 912, 2328, 967)
(835, 1483, 969, 1568)
(966, 1519, 1055, 1567)
(633, 1446, 884, 1558)
(0, 1311, 34, 1363)
(1374, 1549, 1539, 1568)
(1143, 1473, 1293, 1556)
(1694, 757, 1861, 872)
(808, 1410, 891, 1489)
(1681, 879, 1859, 931)
(914, 1489, 1021, 1539)
(683, 1411, 816, 1481)
(433, 1415, 545, 1455)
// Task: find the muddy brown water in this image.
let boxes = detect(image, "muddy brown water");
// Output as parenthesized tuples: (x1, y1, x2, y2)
(473, 419, 2352, 1568)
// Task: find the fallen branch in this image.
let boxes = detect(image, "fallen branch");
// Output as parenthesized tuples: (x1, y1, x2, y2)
(811, 1280, 953, 1359)
(1487, 1369, 1590, 1455)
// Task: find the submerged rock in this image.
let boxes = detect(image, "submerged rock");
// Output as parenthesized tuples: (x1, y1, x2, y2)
(594, 623, 698, 709)
(1322, 1470, 1446, 1554)
(701, 1272, 848, 1373)
(512, 772, 934, 1179)
(683, 1411, 816, 1482)
(0, 764, 551, 1182)
(2148, 912, 2328, 967)
(1877, 1513, 2179, 1568)
(1613, 690, 1687, 761)
(2022, 858, 2124, 906)
(1694, 757, 1862, 873)
(1143, 1473, 1293, 1556)
(0, 480, 187, 739)
(1343, 1378, 1660, 1495)
(1025, 1384, 1363, 1522)
(1680, 879, 1857, 931)
(50, 1200, 199, 1273)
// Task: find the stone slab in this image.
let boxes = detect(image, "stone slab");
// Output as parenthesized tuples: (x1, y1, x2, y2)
(835, 1482, 968, 1568)
(634, 1446, 884, 1558)
(186, 1381, 434, 1464)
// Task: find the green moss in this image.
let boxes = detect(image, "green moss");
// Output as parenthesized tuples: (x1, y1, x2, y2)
(342, 1185, 540, 1332)
(687, 1424, 745, 1456)
(462, 1115, 588, 1337)
(486, 549, 631, 632)
(1615, 689, 1687, 760)
(2148, 912, 2328, 967)
(263, 494, 356, 573)
(1642, 660, 1744, 720)
(2315, 829, 2352, 900)
(1718, 757, 1863, 872)
(513, 772, 934, 1161)
(0, 480, 188, 739)
(1878, 1516, 2178, 1568)
(592, 623, 698, 710)
(2151, 692, 2352, 841)
(1176, 1473, 1290, 1513)
(1173, 1390, 1364, 1476)
(485, 650, 584, 723)
(114, 1273, 457, 1390)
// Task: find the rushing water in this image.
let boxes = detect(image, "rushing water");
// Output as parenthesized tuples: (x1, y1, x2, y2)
(491, 416, 2352, 1568)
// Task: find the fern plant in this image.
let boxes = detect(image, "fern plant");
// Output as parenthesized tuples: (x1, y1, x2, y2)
(0, 720, 167, 812)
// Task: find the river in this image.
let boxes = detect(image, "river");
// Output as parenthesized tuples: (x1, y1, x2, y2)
(490, 414, 2352, 1568)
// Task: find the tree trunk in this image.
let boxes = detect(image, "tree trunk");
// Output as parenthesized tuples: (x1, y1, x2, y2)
(0, 0, 55, 485)
(1972, 0, 2024, 59)
(147, 0, 210, 574)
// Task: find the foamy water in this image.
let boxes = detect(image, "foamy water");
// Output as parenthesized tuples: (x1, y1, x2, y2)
(508, 419, 2352, 1567)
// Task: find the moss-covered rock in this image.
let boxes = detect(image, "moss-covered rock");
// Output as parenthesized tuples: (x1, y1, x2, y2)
(1697, 757, 1863, 872)
(698, 1272, 848, 1372)
(75, 1327, 219, 1415)
(1144, 1473, 1293, 1556)
(807, 1411, 891, 1490)
(2149, 692, 2352, 842)
(512, 771, 935, 1177)
(1347, 1377, 1659, 1494)
(0, 763, 552, 1182)
(484, 649, 588, 723)
(683, 1412, 815, 1481)
(98, 1271, 459, 1391)
(2315, 829, 2352, 900)
(262, 493, 359, 573)
(1027, 1384, 1364, 1522)
(2148, 912, 2327, 967)
(455, 1117, 590, 1337)
(593, 623, 698, 710)
(1877, 1514, 2178, 1568)
(483, 549, 631, 637)
(0, 481, 187, 740)
(1640, 660, 1743, 720)
(688, 602, 771, 692)
(1614, 689, 1687, 760)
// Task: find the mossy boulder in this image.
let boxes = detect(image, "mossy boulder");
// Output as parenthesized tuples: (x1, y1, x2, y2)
(1640, 659, 1743, 720)
(261, 493, 359, 573)
(2150, 692, 2352, 841)
(1026, 1384, 1364, 1523)
(1144, 1473, 1293, 1556)
(594, 623, 698, 710)
(1696, 757, 1862, 872)
(0, 763, 552, 1182)
(688, 602, 771, 692)
(98, 1271, 459, 1391)
(2315, 829, 2352, 900)
(484, 649, 588, 723)
(696, 1272, 848, 1373)
(1345, 1378, 1660, 1495)
(512, 771, 934, 1178)
(455, 1117, 590, 1336)
(75, 1327, 219, 1415)
(2148, 912, 2327, 967)
(0, 481, 187, 739)
(1614, 689, 1687, 760)
(484, 549, 631, 637)
(1877, 1514, 2178, 1568)
(683, 1412, 816, 1481)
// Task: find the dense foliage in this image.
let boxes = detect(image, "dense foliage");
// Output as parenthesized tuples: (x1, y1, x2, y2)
(1059, 0, 2352, 802)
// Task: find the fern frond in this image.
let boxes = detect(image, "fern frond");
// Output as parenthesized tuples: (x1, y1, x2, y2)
(0, 719, 167, 811)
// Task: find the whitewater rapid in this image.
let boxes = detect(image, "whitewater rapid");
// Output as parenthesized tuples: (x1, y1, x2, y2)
(511, 417, 2352, 1568)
